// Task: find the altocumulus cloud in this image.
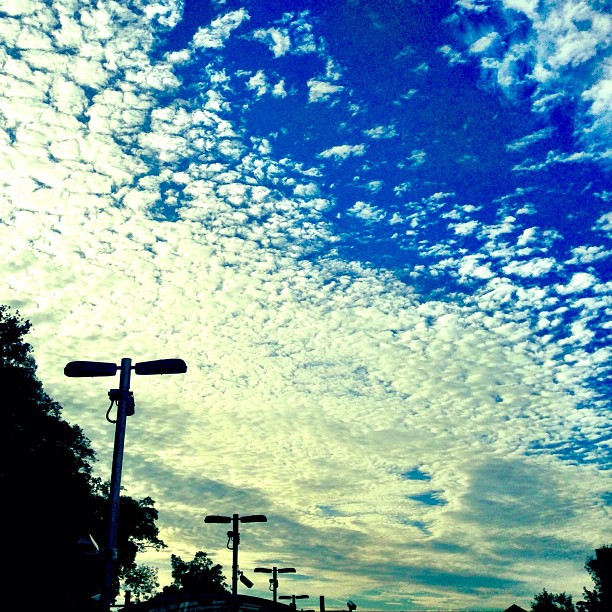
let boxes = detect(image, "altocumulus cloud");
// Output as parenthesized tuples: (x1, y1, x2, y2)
(0, 1, 609, 610)
(443, 0, 612, 153)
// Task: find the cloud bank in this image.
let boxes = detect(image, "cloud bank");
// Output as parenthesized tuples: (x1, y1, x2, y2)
(0, 1, 609, 609)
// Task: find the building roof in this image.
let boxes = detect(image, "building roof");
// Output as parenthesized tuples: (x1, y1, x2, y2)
(120, 592, 292, 612)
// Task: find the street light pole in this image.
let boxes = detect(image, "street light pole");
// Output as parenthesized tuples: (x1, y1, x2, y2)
(269, 567, 279, 604)
(280, 594, 309, 610)
(204, 513, 267, 598)
(65, 357, 187, 610)
(254, 566, 296, 602)
(103, 357, 132, 612)
(231, 514, 239, 597)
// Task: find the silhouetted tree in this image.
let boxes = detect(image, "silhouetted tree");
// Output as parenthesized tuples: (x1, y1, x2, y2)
(162, 551, 229, 594)
(96, 485, 167, 602)
(577, 546, 611, 612)
(115, 491, 166, 573)
(123, 564, 160, 602)
(531, 546, 612, 612)
(1, 305, 165, 609)
(531, 589, 575, 612)
(576, 590, 600, 612)
(2, 306, 101, 609)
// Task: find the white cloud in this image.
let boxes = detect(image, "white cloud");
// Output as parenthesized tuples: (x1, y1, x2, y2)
(317, 143, 366, 160)
(363, 124, 398, 139)
(516, 226, 538, 246)
(502, 0, 539, 19)
(594, 211, 612, 235)
(307, 79, 344, 103)
(511, 148, 611, 172)
(437, 44, 466, 65)
(445, 0, 612, 153)
(393, 181, 412, 196)
(502, 257, 556, 277)
(365, 180, 383, 193)
(394, 44, 416, 59)
(247, 70, 268, 97)
(408, 149, 427, 166)
(412, 61, 430, 73)
(506, 127, 555, 151)
(192, 9, 250, 49)
(567, 245, 610, 264)
(582, 67, 612, 141)
(458, 255, 495, 280)
(398, 87, 418, 102)
(452, 220, 479, 235)
(469, 31, 500, 54)
(251, 11, 319, 57)
(555, 272, 598, 294)
(272, 79, 287, 97)
(293, 182, 319, 197)
(252, 27, 291, 57)
(456, 0, 491, 12)
(347, 200, 386, 222)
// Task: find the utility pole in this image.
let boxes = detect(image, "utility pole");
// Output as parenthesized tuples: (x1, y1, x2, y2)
(103, 358, 132, 611)
(204, 513, 267, 597)
(254, 566, 296, 602)
(65, 357, 187, 610)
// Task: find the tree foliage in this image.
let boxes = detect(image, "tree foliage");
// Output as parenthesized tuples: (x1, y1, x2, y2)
(123, 564, 160, 602)
(1, 306, 165, 609)
(163, 551, 229, 594)
(2, 306, 99, 608)
(531, 589, 575, 612)
(531, 545, 611, 612)
(577, 546, 611, 612)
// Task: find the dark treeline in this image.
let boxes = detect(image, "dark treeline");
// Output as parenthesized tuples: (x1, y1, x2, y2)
(1, 305, 226, 609)
(530, 546, 610, 612)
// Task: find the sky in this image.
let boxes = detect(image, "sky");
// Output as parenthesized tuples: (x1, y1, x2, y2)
(0, 0, 610, 609)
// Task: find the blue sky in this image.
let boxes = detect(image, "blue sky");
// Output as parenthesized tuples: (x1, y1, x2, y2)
(0, 0, 610, 609)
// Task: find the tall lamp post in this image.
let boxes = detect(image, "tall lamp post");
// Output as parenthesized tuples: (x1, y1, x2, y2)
(65, 357, 187, 610)
(254, 566, 296, 602)
(280, 594, 309, 610)
(204, 513, 267, 597)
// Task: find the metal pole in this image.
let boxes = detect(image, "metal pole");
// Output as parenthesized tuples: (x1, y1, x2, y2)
(232, 513, 239, 598)
(102, 358, 132, 610)
(320, 595, 325, 612)
(272, 567, 278, 603)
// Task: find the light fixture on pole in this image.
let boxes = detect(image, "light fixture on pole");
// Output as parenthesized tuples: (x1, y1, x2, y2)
(254, 566, 296, 602)
(279, 594, 309, 610)
(204, 513, 267, 598)
(65, 357, 187, 610)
